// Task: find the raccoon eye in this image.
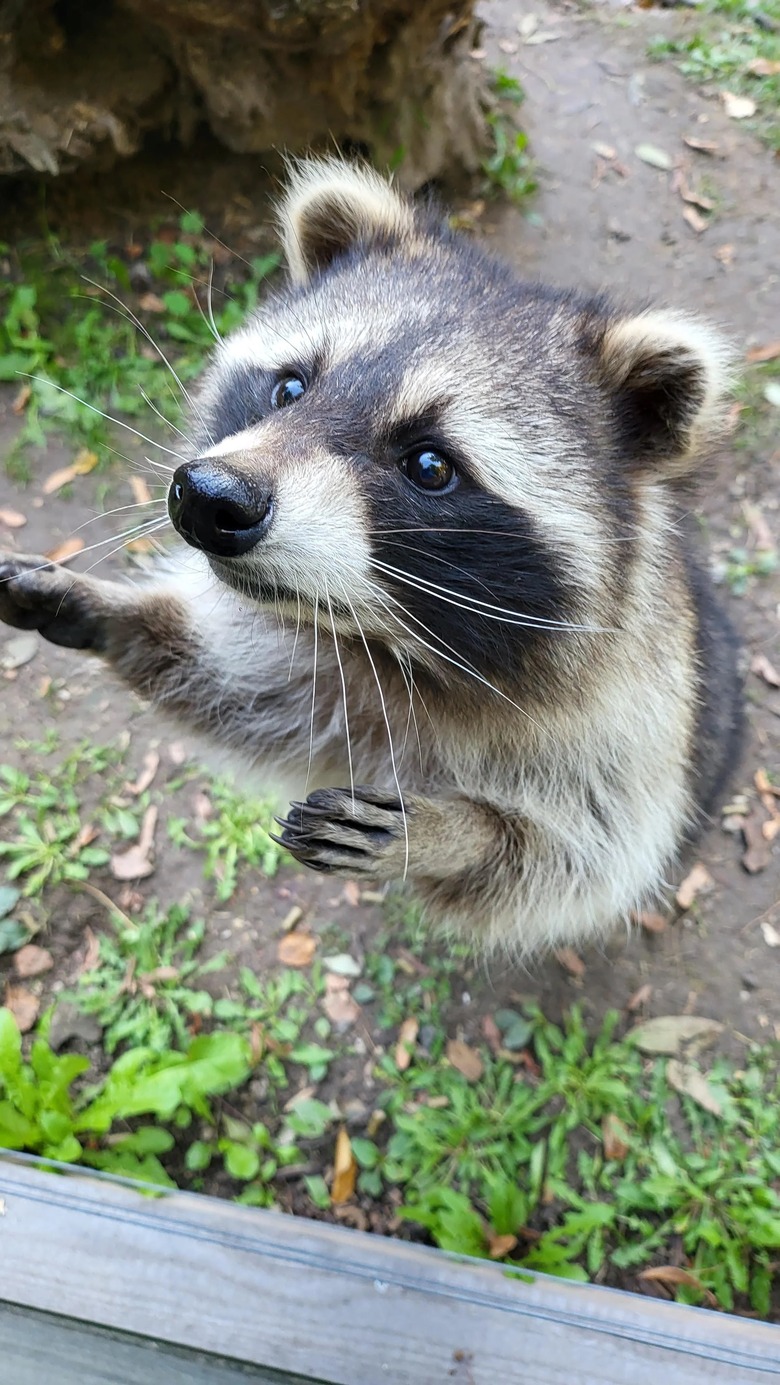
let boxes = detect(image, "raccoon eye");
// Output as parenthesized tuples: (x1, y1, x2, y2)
(271, 375, 306, 409)
(402, 448, 455, 492)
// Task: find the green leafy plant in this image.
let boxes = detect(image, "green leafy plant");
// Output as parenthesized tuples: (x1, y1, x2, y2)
(483, 70, 537, 204)
(67, 903, 229, 1052)
(168, 779, 288, 901)
(0, 1007, 252, 1186)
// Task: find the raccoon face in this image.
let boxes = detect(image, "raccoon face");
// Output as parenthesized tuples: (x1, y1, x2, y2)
(169, 160, 732, 689)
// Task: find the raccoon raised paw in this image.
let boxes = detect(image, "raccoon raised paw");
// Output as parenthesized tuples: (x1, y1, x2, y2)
(274, 785, 408, 877)
(0, 554, 108, 651)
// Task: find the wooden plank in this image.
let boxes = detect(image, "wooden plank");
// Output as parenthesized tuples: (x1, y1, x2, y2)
(0, 1158, 778, 1385)
(0, 1303, 318, 1385)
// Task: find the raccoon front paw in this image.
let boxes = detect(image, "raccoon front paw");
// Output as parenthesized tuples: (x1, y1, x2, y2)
(275, 785, 408, 877)
(0, 553, 107, 652)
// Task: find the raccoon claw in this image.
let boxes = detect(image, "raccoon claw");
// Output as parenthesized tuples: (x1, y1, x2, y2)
(0, 553, 107, 652)
(278, 785, 406, 877)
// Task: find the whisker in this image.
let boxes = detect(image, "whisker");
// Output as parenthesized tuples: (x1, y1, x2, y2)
(305, 594, 320, 796)
(340, 585, 409, 878)
(69, 499, 168, 535)
(325, 582, 355, 808)
(370, 558, 611, 634)
(138, 387, 193, 447)
(18, 376, 189, 462)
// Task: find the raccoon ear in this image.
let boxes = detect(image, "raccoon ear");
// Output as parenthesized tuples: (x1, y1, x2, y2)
(278, 159, 415, 285)
(596, 311, 734, 477)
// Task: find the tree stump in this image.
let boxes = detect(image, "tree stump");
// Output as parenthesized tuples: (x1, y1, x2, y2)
(0, 0, 489, 188)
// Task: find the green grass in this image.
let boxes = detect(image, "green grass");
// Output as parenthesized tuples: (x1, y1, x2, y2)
(482, 71, 537, 205)
(168, 778, 288, 902)
(648, 0, 780, 149)
(0, 212, 279, 469)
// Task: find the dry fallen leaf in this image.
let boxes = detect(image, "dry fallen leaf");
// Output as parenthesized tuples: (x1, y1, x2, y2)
(593, 141, 617, 161)
(633, 910, 668, 935)
(5, 984, 40, 1033)
(279, 904, 304, 932)
(683, 136, 720, 155)
(12, 384, 32, 414)
(751, 653, 780, 688)
(746, 340, 780, 365)
(342, 880, 361, 907)
(639, 1266, 707, 1292)
(80, 926, 101, 975)
(721, 90, 756, 119)
(110, 804, 158, 880)
(395, 1016, 419, 1071)
(446, 1039, 484, 1082)
(761, 921, 780, 948)
(743, 501, 774, 552)
(667, 1059, 723, 1116)
(628, 1014, 723, 1056)
(125, 749, 160, 796)
(555, 947, 585, 978)
(742, 810, 773, 874)
(746, 57, 780, 76)
(42, 449, 99, 495)
(46, 536, 86, 564)
(331, 1127, 357, 1205)
(626, 982, 653, 1013)
(129, 476, 153, 505)
(14, 944, 54, 979)
(276, 930, 317, 967)
(322, 973, 360, 1028)
(487, 1231, 518, 1259)
(675, 862, 714, 910)
(138, 292, 166, 313)
(482, 1014, 503, 1055)
(682, 206, 708, 235)
(602, 1112, 630, 1160)
(714, 243, 736, 269)
(0, 507, 27, 529)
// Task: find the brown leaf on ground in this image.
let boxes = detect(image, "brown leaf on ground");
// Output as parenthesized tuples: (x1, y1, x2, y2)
(683, 136, 720, 155)
(746, 57, 780, 76)
(743, 502, 774, 552)
(742, 810, 773, 873)
(45, 536, 85, 563)
(675, 862, 714, 910)
(633, 909, 668, 934)
(277, 930, 317, 967)
(140, 965, 180, 985)
(628, 1014, 723, 1056)
(12, 384, 32, 414)
(626, 983, 653, 1013)
(482, 1014, 503, 1055)
(80, 926, 101, 975)
(666, 1059, 723, 1116)
(322, 973, 360, 1028)
(761, 921, 780, 948)
(73, 823, 99, 851)
(446, 1039, 484, 1082)
(331, 1127, 357, 1205)
(487, 1231, 518, 1259)
(746, 340, 780, 364)
(129, 476, 153, 505)
(279, 904, 304, 932)
(13, 944, 54, 979)
(42, 449, 98, 495)
(602, 1113, 630, 1161)
(138, 292, 166, 313)
(555, 947, 585, 977)
(395, 1016, 419, 1071)
(751, 654, 780, 688)
(715, 244, 736, 270)
(110, 804, 158, 880)
(5, 984, 39, 1032)
(342, 880, 361, 907)
(0, 507, 27, 529)
(682, 206, 708, 235)
(126, 749, 160, 796)
(639, 1266, 708, 1293)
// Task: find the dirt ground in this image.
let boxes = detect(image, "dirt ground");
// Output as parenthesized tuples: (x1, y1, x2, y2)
(1, 0, 779, 1216)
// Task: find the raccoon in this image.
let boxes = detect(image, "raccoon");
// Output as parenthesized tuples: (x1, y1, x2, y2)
(0, 159, 743, 957)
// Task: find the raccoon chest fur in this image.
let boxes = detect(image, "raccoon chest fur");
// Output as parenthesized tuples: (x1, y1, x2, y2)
(0, 158, 743, 958)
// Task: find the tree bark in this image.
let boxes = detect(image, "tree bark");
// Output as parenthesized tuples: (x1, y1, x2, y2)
(0, 0, 488, 189)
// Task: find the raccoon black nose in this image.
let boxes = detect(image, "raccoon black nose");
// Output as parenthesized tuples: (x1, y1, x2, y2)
(168, 460, 273, 558)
